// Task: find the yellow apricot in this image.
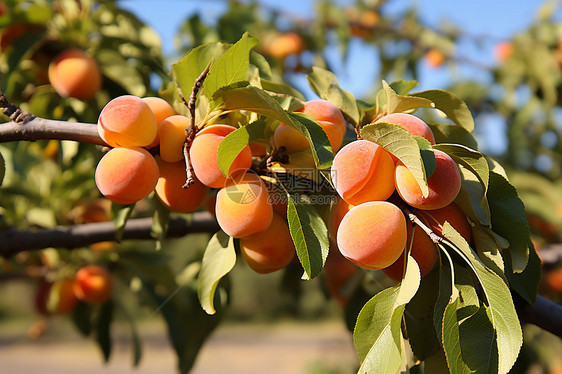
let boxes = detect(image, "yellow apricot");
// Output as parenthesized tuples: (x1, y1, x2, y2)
(268, 33, 304, 59)
(375, 113, 435, 145)
(215, 172, 273, 238)
(337, 201, 407, 270)
(395, 149, 461, 210)
(95, 147, 159, 205)
(328, 198, 354, 242)
(240, 213, 295, 274)
(330, 140, 395, 205)
(155, 158, 207, 213)
(48, 49, 101, 100)
(142, 97, 178, 148)
(159, 115, 190, 162)
(98, 95, 157, 148)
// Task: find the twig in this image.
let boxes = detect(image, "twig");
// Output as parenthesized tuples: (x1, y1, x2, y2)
(0, 90, 33, 124)
(0, 212, 220, 258)
(180, 62, 212, 188)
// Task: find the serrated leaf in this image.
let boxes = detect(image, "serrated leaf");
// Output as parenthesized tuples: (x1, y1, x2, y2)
(213, 85, 333, 169)
(429, 123, 478, 149)
(354, 255, 420, 374)
(383, 80, 435, 114)
(111, 203, 135, 243)
(95, 301, 114, 362)
(307, 66, 362, 126)
(204, 32, 258, 104)
(506, 242, 541, 304)
(442, 297, 472, 374)
(487, 172, 530, 272)
(361, 122, 429, 197)
(286, 196, 329, 280)
(411, 90, 474, 133)
(442, 224, 523, 374)
(415, 136, 436, 178)
(197, 231, 236, 315)
(217, 120, 267, 176)
(171, 42, 228, 100)
(389, 80, 419, 95)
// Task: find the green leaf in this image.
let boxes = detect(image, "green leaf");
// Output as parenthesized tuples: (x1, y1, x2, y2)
(97, 49, 146, 97)
(171, 42, 228, 100)
(415, 136, 436, 178)
(71, 302, 94, 337)
(204, 32, 258, 102)
(116, 301, 143, 367)
(361, 122, 429, 197)
(214, 85, 333, 169)
(307, 66, 363, 126)
(442, 297, 472, 374)
(151, 198, 171, 250)
(354, 255, 420, 373)
(217, 120, 267, 177)
(197, 231, 236, 315)
(95, 301, 114, 362)
(389, 80, 419, 95)
(111, 203, 135, 243)
(261, 79, 306, 101)
(411, 90, 475, 133)
(506, 242, 541, 304)
(487, 172, 530, 272)
(286, 196, 329, 280)
(429, 123, 478, 149)
(433, 260, 454, 341)
(442, 224, 523, 374)
(383, 81, 435, 114)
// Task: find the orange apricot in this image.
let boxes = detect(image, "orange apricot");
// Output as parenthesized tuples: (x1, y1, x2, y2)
(249, 142, 268, 157)
(215, 172, 273, 238)
(73, 265, 113, 304)
(158, 115, 190, 162)
(328, 198, 354, 242)
(323, 245, 358, 306)
(190, 125, 253, 188)
(337, 201, 407, 270)
(155, 158, 207, 213)
(268, 33, 304, 59)
(297, 99, 346, 128)
(425, 48, 446, 68)
(418, 202, 471, 242)
(98, 95, 158, 148)
(34, 279, 78, 316)
(239, 213, 295, 274)
(48, 49, 101, 100)
(494, 42, 513, 62)
(95, 147, 159, 205)
(375, 113, 435, 145)
(330, 140, 395, 205)
(142, 97, 178, 148)
(395, 149, 461, 210)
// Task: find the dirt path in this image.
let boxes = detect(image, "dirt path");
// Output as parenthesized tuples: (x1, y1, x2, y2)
(0, 320, 357, 374)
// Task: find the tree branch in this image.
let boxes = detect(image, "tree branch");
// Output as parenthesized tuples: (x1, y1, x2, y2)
(0, 212, 220, 258)
(0, 117, 106, 145)
(516, 294, 562, 338)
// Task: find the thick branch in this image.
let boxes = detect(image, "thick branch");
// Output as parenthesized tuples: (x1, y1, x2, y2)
(0, 212, 219, 258)
(516, 294, 562, 338)
(0, 117, 106, 145)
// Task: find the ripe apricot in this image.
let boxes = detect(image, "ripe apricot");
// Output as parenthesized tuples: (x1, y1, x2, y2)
(190, 125, 253, 188)
(337, 201, 407, 270)
(297, 99, 346, 128)
(249, 142, 267, 157)
(98, 95, 158, 148)
(158, 115, 190, 162)
(240, 213, 295, 274)
(73, 265, 113, 304)
(495, 42, 513, 62)
(330, 140, 395, 205)
(215, 172, 273, 238)
(48, 49, 101, 100)
(268, 33, 304, 59)
(395, 149, 461, 210)
(323, 245, 358, 306)
(34, 279, 78, 315)
(155, 158, 207, 213)
(382, 223, 437, 282)
(425, 48, 446, 68)
(375, 113, 436, 145)
(142, 97, 178, 148)
(328, 198, 354, 242)
(95, 147, 159, 205)
(418, 202, 472, 242)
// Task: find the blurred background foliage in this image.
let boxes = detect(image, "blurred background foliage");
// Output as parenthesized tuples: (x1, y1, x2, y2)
(1, 0, 562, 373)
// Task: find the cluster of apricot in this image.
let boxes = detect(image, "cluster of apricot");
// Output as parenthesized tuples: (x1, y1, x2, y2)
(35, 265, 113, 316)
(328, 112, 472, 288)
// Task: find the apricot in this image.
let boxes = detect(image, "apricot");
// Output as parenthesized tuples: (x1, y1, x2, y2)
(142, 97, 178, 148)
(328, 198, 354, 242)
(425, 48, 446, 68)
(330, 140, 395, 205)
(495, 42, 513, 62)
(155, 158, 207, 213)
(239, 213, 295, 273)
(158, 115, 190, 162)
(297, 99, 346, 128)
(98, 95, 158, 148)
(395, 149, 461, 210)
(337, 201, 407, 270)
(249, 142, 267, 157)
(323, 245, 358, 306)
(73, 265, 113, 304)
(383, 223, 437, 282)
(268, 32, 304, 59)
(417, 202, 472, 242)
(190, 125, 253, 188)
(48, 49, 101, 100)
(34, 279, 78, 315)
(544, 268, 562, 294)
(95, 147, 159, 205)
(375, 113, 435, 146)
(215, 172, 273, 238)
